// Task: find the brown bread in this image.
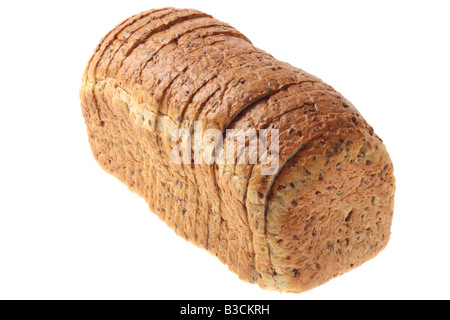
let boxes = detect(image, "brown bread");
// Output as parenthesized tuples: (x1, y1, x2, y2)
(80, 7, 395, 293)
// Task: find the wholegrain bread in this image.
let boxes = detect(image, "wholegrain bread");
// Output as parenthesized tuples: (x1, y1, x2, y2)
(80, 7, 395, 293)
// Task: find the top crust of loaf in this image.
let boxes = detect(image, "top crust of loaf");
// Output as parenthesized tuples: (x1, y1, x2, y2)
(80, 7, 395, 293)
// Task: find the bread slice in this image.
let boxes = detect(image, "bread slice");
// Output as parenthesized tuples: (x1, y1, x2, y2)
(80, 7, 395, 293)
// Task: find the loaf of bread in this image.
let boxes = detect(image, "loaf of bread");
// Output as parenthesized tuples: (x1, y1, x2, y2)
(80, 7, 395, 293)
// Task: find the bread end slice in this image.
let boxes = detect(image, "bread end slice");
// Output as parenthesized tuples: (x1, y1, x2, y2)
(260, 127, 395, 293)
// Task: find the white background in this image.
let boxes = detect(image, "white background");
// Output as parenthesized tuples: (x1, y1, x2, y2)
(0, 0, 449, 300)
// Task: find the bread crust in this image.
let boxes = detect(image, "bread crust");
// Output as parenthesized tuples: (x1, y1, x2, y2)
(80, 8, 395, 292)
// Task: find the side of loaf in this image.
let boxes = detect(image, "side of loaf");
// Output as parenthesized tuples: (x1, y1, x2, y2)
(80, 7, 395, 293)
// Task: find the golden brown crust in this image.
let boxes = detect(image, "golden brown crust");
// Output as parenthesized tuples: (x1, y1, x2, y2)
(86, 8, 175, 83)
(80, 8, 395, 292)
(264, 128, 394, 292)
